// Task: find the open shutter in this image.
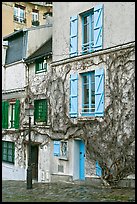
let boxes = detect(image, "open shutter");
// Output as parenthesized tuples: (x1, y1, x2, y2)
(44, 99, 48, 123)
(95, 68, 104, 116)
(2, 101, 5, 128)
(14, 99, 20, 129)
(2, 101, 9, 129)
(96, 161, 102, 176)
(94, 4, 103, 51)
(35, 62, 39, 72)
(54, 141, 60, 156)
(70, 15, 78, 57)
(70, 73, 78, 118)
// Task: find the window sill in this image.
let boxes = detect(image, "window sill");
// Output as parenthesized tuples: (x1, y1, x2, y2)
(35, 70, 47, 74)
(59, 157, 68, 161)
(78, 116, 96, 121)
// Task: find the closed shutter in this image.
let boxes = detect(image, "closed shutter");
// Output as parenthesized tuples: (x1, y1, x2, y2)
(70, 15, 78, 57)
(95, 68, 104, 116)
(54, 141, 60, 156)
(45, 99, 48, 123)
(34, 100, 38, 122)
(70, 73, 78, 118)
(14, 99, 20, 129)
(42, 99, 48, 122)
(94, 4, 103, 51)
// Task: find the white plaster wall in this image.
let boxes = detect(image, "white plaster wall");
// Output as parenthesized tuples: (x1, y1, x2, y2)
(53, 2, 135, 62)
(50, 140, 74, 177)
(2, 163, 26, 180)
(5, 62, 26, 91)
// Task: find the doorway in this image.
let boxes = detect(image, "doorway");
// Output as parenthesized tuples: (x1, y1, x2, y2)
(31, 145, 38, 180)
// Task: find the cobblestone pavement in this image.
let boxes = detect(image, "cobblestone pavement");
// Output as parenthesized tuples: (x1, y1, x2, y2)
(2, 180, 135, 202)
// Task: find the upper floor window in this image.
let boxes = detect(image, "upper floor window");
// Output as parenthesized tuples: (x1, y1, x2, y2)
(35, 58, 47, 73)
(82, 10, 94, 54)
(69, 68, 104, 118)
(70, 4, 103, 57)
(34, 99, 48, 123)
(14, 4, 26, 23)
(2, 141, 15, 164)
(2, 99, 20, 129)
(32, 9, 39, 26)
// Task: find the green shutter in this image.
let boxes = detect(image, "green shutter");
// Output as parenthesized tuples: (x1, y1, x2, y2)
(2, 101, 9, 129)
(14, 99, 20, 129)
(35, 62, 39, 72)
(2, 101, 5, 128)
(45, 99, 48, 123)
(34, 100, 38, 122)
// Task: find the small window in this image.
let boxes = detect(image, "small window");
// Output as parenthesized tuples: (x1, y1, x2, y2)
(14, 4, 26, 24)
(2, 141, 15, 164)
(34, 99, 48, 123)
(60, 141, 68, 158)
(53, 140, 68, 159)
(35, 58, 47, 73)
(81, 71, 95, 116)
(32, 9, 39, 26)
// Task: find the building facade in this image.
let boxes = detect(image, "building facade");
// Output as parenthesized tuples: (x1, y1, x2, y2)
(2, 2, 52, 37)
(2, 2, 135, 185)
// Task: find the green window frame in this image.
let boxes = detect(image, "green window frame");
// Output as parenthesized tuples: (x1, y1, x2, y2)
(2, 100, 20, 129)
(2, 141, 15, 164)
(35, 58, 47, 73)
(34, 99, 48, 123)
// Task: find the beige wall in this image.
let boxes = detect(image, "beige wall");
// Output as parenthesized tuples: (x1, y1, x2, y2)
(2, 2, 52, 37)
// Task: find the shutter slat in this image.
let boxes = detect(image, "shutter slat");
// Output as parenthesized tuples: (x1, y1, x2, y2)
(70, 73, 78, 118)
(94, 4, 103, 51)
(95, 68, 104, 116)
(70, 15, 78, 57)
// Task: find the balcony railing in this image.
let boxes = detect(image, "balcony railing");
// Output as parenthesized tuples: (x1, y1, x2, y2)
(32, 20, 40, 26)
(14, 15, 26, 24)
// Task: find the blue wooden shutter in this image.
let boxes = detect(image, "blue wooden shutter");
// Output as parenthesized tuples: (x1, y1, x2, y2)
(54, 141, 60, 156)
(95, 68, 104, 116)
(70, 73, 78, 118)
(96, 161, 102, 176)
(14, 99, 20, 129)
(70, 15, 78, 57)
(94, 4, 103, 51)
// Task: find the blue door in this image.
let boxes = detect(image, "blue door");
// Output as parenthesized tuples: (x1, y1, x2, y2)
(79, 140, 85, 180)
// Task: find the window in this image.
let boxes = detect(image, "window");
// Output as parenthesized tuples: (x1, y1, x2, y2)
(2, 99, 20, 129)
(32, 9, 39, 26)
(34, 99, 48, 123)
(14, 4, 26, 23)
(82, 10, 94, 54)
(35, 58, 47, 73)
(81, 71, 95, 116)
(53, 141, 68, 159)
(70, 4, 103, 57)
(2, 141, 15, 164)
(70, 68, 104, 118)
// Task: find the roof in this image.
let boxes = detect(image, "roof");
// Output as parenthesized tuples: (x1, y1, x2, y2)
(25, 37, 52, 63)
(3, 24, 52, 41)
